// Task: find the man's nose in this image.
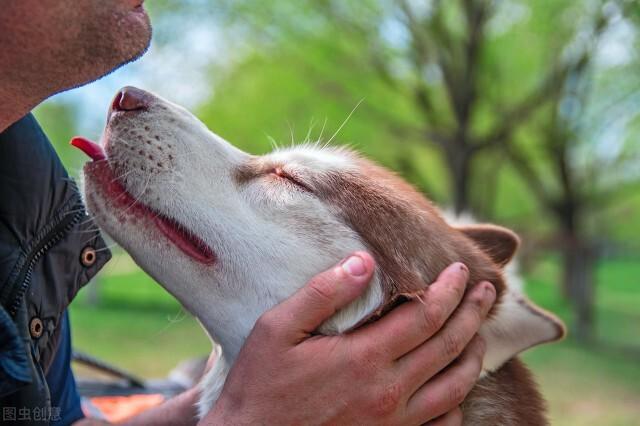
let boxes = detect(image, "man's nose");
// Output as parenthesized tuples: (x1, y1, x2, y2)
(112, 86, 151, 112)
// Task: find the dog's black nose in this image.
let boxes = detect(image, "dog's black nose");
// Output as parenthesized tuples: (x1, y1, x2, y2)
(112, 86, 151, 112)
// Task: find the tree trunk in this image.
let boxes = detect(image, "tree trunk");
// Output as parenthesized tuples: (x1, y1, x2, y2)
(445, 148, 472, 215)
(561, 232, 595, 343)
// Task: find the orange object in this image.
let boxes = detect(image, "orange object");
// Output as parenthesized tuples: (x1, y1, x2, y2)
(85, 394, 165, 423)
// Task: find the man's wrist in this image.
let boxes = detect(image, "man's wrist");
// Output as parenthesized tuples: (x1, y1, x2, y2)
(197, 394, 248, 426)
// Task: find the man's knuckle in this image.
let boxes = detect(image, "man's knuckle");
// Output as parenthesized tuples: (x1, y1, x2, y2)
(372, 382, 403, 416)
(255, 311, 278, 336)
(442, 333, 464, 359)
(306, 278, 337, 303)
(352, 345, 382, 377)
(421, 304, 444, 334)
(360, 343, 379, 361)
(448, 383, 467, 406)
(419, 392, 437, 416)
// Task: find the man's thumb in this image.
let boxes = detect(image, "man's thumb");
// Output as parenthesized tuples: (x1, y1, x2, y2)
(274, 251, 376, 340)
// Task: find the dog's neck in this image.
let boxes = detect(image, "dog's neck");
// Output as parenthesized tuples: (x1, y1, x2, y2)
(199, 304, 254, 363)
(165, 261, 384, 367)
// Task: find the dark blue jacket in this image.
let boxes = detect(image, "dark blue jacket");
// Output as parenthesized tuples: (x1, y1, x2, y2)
(0, 114, 111, 424)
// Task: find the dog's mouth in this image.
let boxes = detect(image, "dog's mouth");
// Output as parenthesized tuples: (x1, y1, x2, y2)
(72, 136, 216, 265)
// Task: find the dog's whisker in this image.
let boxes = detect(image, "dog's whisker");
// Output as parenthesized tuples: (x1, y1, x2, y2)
(71, 227, 102, 235)
(286, 120, 296, 149)
(64, 208, 88, 216)
(327, 99, 364, 145)
(148, 308, 188, 340)
(266, 134, 280, 151)
(119, 175, 152, 216)
(78, 216, 99, 227)
(110, 169, 136, 184)
(317, 117, 328, 144)
(93, 242, 119, 253)
(303, 117, 316, 144)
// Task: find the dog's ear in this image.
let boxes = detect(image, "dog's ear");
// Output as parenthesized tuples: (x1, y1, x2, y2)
(481, 289, 566, 373)
(458, 224, 520, 267)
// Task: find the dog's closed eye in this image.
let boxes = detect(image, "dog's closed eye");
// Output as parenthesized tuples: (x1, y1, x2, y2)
(270, 167, 312, 192)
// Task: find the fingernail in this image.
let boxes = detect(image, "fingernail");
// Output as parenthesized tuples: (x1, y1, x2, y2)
(482, 282, 496, 301)
(457, 262, 468, 276)
(341, 255, 366, 276)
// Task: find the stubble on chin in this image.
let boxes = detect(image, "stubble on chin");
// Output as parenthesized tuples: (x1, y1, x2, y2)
(73, 9, 152, 84)
(39, 5, 153, 97)
(0, 1, 152, 128)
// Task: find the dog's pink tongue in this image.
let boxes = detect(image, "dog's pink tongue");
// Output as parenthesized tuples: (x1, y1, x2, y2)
(70, 136, 106, 161)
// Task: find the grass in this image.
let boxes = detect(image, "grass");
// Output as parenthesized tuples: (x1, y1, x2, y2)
(70, 252, 640, 425)
(521, 257, 640, 426)
(70, 252, 211, 377)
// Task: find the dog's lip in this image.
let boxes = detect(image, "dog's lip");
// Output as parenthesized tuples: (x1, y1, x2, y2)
(75, 137, 216, 265)
(152, 215, 216, 264)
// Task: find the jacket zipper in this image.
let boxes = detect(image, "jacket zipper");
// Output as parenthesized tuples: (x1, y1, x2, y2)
(6, 208, 85, 317)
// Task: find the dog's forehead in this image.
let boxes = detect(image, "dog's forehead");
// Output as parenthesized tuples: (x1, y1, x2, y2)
(267, 145, 357, 173)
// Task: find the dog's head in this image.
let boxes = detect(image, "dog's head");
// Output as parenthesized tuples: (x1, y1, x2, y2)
(78, 87, 565, 370)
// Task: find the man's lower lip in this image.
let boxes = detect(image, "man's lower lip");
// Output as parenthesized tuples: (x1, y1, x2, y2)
(129, 3, 147, 15)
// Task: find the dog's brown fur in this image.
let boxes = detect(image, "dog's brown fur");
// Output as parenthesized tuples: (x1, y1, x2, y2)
(234, 147, 560, 425)
(312, 155, 554, 425)
(463, 358, 548, 425)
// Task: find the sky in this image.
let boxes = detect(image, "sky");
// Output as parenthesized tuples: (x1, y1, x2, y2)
(41, 10, 225, 139)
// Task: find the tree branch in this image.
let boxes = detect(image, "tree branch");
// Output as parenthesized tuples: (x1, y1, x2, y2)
(503, 142, 557, 212)
(474, 65, 567, 150)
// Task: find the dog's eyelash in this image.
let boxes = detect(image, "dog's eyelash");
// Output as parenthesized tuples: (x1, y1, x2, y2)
(270, 167, 312, 192)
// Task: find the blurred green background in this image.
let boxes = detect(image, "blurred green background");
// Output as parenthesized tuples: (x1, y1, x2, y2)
(35, 1, 639, 424)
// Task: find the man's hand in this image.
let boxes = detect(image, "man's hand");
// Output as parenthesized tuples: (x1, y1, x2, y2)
(201, 252, 495, 425)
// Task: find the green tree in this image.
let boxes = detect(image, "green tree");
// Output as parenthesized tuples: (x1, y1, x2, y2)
(204, 0, 640, 341)
(497, 1, 640, 341)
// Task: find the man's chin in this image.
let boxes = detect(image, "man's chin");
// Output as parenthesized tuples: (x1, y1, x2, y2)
(121, 9, 153, 63)
(119, 24, 153, 69)
(80, 18, 152, 86)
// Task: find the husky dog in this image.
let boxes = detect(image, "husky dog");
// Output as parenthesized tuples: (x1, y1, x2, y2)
(75, 87, 565, 425)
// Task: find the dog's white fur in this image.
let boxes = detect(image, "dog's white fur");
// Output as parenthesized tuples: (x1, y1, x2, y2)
(82, 89, 562, 420)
